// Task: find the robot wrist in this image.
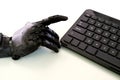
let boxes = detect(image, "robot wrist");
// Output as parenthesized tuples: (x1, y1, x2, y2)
(0, 33, 12, 58)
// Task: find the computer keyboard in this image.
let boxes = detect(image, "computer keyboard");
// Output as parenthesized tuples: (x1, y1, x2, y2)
(60, 9, 120, 74)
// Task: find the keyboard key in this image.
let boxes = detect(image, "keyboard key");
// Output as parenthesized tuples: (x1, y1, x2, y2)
(102, 31, 110, 37)
(100, 44, 109, 52)
(109, 27, 118, 34)
(100, 37, 109, 44)
(118, 38, 120, 43)
(69, 31, 86, 41)
(64, 35, 72, 43)
(86, 46, 97, 55)
(85, 38, 93, 44)
(78, 42, 87, 50)
(80, 16, 89, 22)
(112, 23, 119, 28)
(95, 21, 102, 27)
(93, 34, 101, 40)
(108, 41, 117, 48)
(85, 14, 91, 17)
(88, 19, 95, 24)
(116, 44, 120, 50)
(71, 39, 79, 46)
(98, 17, 104, 22)
(108, 48, 117, 56)
(88, 25, 95, 31)
(117, 30, 120, 36)
(78, 21, 88, 28)
(92, 41, 101, 48)
(73, 26, 86, 34)
(91, 15, 97, 20)
(95, 28, 103, 34)
(102, 25, 110, 30)
(105, 20, 111, 25)
(85, 31, 94, 37)
(117, 53, 120, 59)
(110, 34, 118, 41)
(96, 51, 120, 68)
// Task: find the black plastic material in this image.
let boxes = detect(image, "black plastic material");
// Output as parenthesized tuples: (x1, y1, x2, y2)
(61, 9, 120, 75)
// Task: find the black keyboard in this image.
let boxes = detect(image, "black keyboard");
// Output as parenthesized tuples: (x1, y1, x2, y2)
(60, 9, 120, 74)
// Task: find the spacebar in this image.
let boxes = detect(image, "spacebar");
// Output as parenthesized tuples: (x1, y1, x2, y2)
(96, 51, 120, 68)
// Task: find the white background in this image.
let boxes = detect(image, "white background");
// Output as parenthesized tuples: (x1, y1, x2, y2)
(0, 0, 119, 80)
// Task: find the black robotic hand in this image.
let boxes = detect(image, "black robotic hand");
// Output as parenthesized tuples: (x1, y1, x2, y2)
(0, 15, 68, 60)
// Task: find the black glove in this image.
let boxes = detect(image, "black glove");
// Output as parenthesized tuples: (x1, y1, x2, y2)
(0, 15, 68, 60)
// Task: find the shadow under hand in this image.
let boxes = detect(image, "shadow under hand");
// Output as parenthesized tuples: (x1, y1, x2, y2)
(12, 47, 60, 69)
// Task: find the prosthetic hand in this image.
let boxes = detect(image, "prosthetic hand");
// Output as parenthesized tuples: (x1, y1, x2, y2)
(0, 15, 68, 60)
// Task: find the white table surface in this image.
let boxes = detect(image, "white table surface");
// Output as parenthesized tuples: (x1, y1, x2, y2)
(0, 0, 119, 80)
